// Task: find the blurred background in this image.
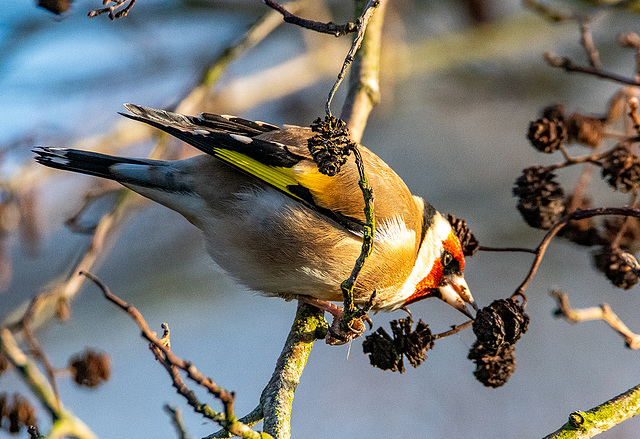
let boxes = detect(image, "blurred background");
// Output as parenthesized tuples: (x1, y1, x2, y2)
(1, 0, 640, 437)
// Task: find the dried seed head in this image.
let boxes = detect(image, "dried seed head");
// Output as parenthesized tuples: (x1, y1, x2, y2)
(69, 350, 111, 388)
(593, 245, 639, 290)
(527, 116, 567, 153)
(37, 0, 73, 14)
(0, 353, 9, 377)
(601, 144, 640, 193)
(542, 104, 566, 121)
(362, 316, 434, 373)
(604, 216, 640, 253)
(513, 167, 565, 229)
(558, 195, 605, 247)
(472, 298, 529, 349)
(566, 113, 606, 148)
(362, 327, 402, 372)
(468, 341, 516, 388)
(0, 393, 7, 423)
(7, 394, 37, 434)
(447, 214, 479, 257)
(308, 116, 355, 176)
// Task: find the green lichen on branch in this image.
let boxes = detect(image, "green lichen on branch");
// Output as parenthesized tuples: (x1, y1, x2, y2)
(259, 303, 327, 439)
(542, 383, 640, 438)
(340, 145, 375, 328)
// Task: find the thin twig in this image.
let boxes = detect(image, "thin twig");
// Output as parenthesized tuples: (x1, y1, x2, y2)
(552, 291, 640, 349)
(88, 0, 136, 19)
(522, 0, 573, 22)
(478, 246, 537, 254)
(0, 329, 98, 439)
(64, 189, 119, 235)
(82, 272, 269, 439)
(545, 52, 640, 87)
(514, 207, 640, 296)
(579, 17, 601, 69)
(340, 146, 375, 316)
(432, 320, 474, 340)
(628, 97, 640, 136)
(263, 0, 357, 37)
(325, 0, 380, 117)
(340, 0, 388, 142)
(544, 149, 610, 171)
(21, 322, 60, 408)
(164, 405, 192, 439)
(200, 1, 304, 89)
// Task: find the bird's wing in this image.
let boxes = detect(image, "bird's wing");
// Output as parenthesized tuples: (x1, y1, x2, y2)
(121, 104, 422, 235)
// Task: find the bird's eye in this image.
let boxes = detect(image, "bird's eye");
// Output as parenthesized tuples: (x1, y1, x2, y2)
(441, 250, 453, 267)
(440, 249, 460, 276)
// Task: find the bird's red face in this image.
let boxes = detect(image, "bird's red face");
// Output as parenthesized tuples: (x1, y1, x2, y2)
(404, 230, 474, 318)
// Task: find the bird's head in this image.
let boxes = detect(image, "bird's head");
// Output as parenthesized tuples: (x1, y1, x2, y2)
(404, 212, 476, 318)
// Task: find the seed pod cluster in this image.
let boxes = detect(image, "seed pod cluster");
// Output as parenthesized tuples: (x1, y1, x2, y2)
(362, 316, 434, 373)
(69, 350, 111, 388)
(513, 166, 565, 230)
(601, 144, 640, 193)
(0, 393, 37, 434)
(593, 245, 639, 290)
(519, 102, 640, 290)
(468, 297, 529, 388)
(447, 214, 479, 257)
(308, 116, 355, 177)
(526, 105, 606, 153)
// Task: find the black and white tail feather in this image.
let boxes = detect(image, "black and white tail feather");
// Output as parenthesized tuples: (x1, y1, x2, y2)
(33, 103, 296, 188)
(34, 147, 158, 182)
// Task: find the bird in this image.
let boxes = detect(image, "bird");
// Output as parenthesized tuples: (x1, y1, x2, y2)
(34, 104, 476, 338)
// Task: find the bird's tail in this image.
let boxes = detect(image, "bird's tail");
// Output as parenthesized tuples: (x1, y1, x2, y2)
(33, 147, 156, 181)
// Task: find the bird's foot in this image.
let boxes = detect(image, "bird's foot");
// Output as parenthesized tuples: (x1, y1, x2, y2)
(298, 293, 376, 345)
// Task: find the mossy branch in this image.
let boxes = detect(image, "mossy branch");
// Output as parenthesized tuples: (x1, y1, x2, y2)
(542, 384, 640, 438)
(260, 302, 326, 439)
(207, 302, 326, 439)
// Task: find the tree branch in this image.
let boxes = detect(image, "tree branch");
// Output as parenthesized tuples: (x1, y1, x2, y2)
(263, 0, 357, 37)
(514, 206, 640, 296)
(260, 302, 326, 439)
(552, 290, 640, 349)
(545, 52, 640, 87)
(542, 383, 640, 438)
(325, 0, 380, 117)
(340, 0, 388, 142)
(83, 271, 269, 439)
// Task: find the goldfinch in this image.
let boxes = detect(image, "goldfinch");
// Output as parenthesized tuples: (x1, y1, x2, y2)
(34, 104, 475, 320)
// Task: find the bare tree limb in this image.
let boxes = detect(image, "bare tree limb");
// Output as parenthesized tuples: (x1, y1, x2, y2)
(82, 271, 270, 439)
(340, 0, 388, 142)
(514, 207, 640, 296)
(552, 291, 640, 349)
(263, 0, 357, 37)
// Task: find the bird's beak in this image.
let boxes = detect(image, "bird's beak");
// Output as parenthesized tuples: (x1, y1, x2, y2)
(438, 275, 476, 319)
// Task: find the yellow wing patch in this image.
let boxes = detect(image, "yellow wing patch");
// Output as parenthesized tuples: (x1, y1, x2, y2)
(213, 148, 300, 198)
(292, 161, 343, 205)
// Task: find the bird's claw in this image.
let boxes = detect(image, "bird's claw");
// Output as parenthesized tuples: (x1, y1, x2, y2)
(326, 312, 368, 345)
(326, 291, 376, 345)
